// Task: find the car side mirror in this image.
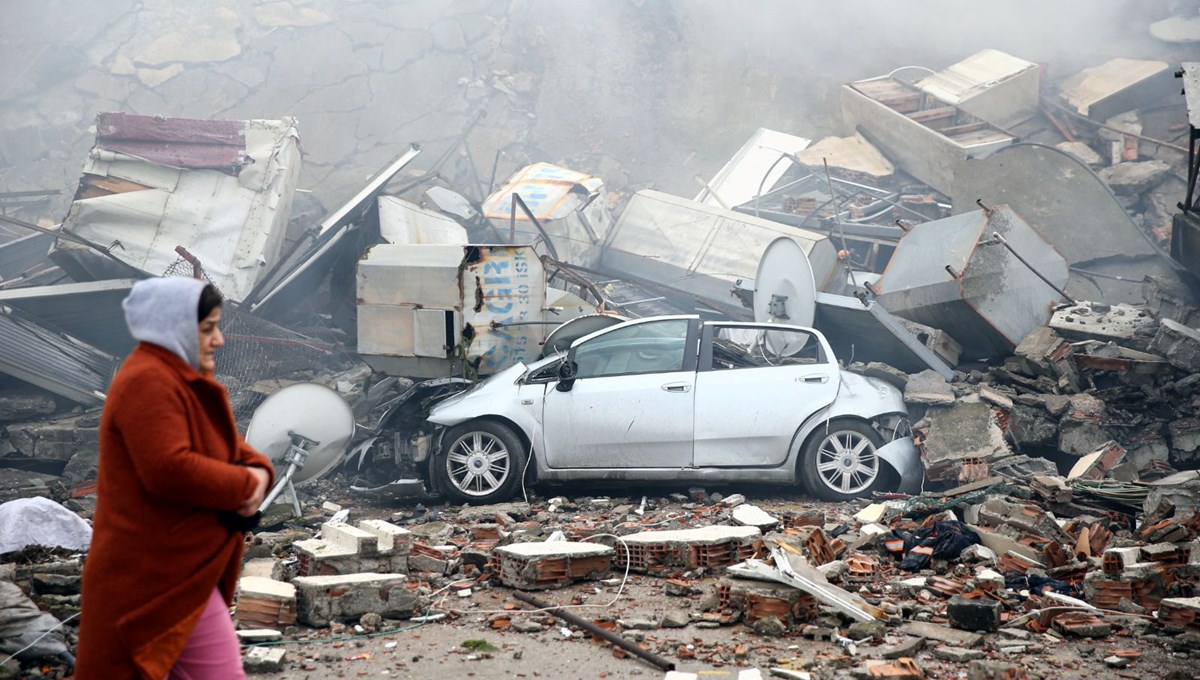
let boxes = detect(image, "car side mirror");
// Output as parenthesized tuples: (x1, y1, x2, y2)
(555, 359, 578, 392)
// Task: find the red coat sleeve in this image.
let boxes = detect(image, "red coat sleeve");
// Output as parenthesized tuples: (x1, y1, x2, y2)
(116, 382, 258, 511)
(237, 440, 276, 489)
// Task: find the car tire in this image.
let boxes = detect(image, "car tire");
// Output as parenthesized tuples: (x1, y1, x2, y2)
(434, 420, 527, 505)
(799, 419, 886, 502)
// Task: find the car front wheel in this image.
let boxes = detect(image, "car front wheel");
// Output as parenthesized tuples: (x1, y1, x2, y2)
(799, 419, 886, 502)
(434, 420, 527, 505)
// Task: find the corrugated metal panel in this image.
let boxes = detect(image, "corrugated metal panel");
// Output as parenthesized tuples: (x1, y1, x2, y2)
(96, 112, 246, 172)
(0, 231, 54, 281)
(0, 306, 116, 404)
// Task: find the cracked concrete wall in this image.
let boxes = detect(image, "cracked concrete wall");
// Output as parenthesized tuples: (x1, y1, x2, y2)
(0, 0, 1182, 224)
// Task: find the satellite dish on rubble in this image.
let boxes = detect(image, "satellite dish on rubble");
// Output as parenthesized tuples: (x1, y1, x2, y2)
(246, 383, 354, 516)
(754, 237, 817, 328)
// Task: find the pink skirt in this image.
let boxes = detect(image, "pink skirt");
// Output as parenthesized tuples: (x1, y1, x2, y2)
(167, 587, 245, 680)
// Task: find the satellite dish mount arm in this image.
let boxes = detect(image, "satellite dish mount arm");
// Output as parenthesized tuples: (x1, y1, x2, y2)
(259, 431, 321, 517)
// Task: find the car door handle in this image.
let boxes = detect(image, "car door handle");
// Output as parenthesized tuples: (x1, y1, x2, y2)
(799, 375, 828, 384)
(662, 382, 692, 393)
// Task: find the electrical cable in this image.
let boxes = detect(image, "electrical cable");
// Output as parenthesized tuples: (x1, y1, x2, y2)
(0, 612, 78, 666)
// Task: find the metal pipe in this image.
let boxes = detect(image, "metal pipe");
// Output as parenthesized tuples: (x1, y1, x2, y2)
(511, 591, 676, 672)
(988, 231, 1076, 304)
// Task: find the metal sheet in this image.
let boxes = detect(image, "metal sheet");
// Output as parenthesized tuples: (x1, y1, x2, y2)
(0, 231, 54, 282)
(0, 306, 116, 404)
(377, 195, 467, 245)
(602, 190, 838, 310)
(0, 279, 138, 356)
(813, 292, 954, 378)
(246, 145, 421, 315)
(951, 143, 1185, 304)
(694, 128, 812, 208)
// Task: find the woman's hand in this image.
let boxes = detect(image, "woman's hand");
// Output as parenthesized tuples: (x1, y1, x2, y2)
(237, 466, 270, 517)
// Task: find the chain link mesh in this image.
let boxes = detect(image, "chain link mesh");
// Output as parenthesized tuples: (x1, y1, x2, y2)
(161, 258, 359, 424)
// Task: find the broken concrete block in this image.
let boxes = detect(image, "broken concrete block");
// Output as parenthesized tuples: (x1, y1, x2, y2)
(731, 504, 779, 531)
(714, 577, 818, 629)
(903, 369, 955, 405)
(1008, 404, 1058, 447)
(1014, 326, 1076, 382)
(491, 541, 613, 589)
(1067, 441, 1126, 480)
(616, 526, 763, 574)
(358, 519, 413, 555)
(854, 503, 888, 525)
(933, 645, 985, 662)
(1056, 141, 1103, 167)
(947, 595, 1001, 632)
(293, 573, 415, 627)
(1051, 302, 1157, 350)
(235, 577, 297, 629)
(1169, 418, 1200, 460)
(922, 402, 1008, 480)
(1153, 318, 1200, 373)
(293, 519, 411, 576)
(902, 621, 984, 647)
(967, 660, 1028, 680)
(1158, 596, 1200, 628)
(881, 636, 926, 659)
(860, 362, 910, 390)
(243, 647, 286, 674)
(1099, 160, 1170, 195)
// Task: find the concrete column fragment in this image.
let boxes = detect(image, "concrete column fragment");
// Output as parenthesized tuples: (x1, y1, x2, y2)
(292, 573, 415, 627)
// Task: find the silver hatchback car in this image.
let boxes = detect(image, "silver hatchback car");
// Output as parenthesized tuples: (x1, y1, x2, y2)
(426, 316, 921, 504)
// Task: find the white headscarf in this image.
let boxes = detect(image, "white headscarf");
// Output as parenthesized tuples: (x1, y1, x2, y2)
(122, 277, 208, 369)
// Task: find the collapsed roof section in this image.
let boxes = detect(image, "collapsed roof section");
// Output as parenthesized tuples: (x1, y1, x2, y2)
(51, 112, 302, 302)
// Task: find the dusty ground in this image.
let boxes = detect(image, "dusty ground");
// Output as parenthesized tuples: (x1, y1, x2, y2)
(235, 485, 1198, 680)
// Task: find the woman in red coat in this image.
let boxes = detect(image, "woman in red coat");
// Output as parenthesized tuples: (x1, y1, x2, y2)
(76, 277, 274, 679)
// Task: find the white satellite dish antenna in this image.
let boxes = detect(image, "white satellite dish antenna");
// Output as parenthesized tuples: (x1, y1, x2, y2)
(247, 383, 355, 517)
(754, 237, 818, 327)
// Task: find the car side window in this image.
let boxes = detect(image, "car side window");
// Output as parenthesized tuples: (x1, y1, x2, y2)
(573, 319, 689, 378)
(708, 326, 824, 370)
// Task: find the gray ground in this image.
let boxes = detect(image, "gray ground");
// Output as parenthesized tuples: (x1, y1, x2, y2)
(1, 1, 1196, 221)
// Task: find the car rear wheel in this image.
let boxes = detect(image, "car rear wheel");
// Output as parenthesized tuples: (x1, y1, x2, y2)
(799, 419, 885, 502)
(435, 420, 527, 505)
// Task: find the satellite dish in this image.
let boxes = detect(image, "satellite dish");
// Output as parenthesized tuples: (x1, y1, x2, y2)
(541, 313, 627, 357)
(754, 237, 817, 328)
(246, 383, 354, 516)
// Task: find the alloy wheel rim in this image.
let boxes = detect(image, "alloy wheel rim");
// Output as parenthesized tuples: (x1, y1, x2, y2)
(815, 431, 879, 494)
(446, 431, 510, 496)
